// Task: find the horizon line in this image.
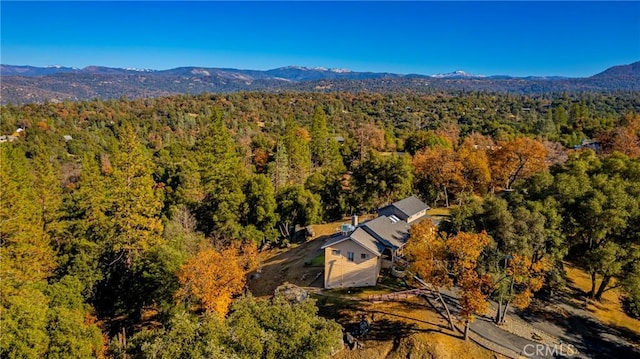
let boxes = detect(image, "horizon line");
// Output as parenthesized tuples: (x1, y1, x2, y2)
(5, 61, 637, 79)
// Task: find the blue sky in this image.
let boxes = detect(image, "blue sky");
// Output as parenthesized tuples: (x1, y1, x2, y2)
(1, 1, 639, 77)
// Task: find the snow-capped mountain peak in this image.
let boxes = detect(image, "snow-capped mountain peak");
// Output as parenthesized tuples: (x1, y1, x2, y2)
(430, 70, 485, 78)
(125, 67, 155, 72)
(277, 66, 350, 73)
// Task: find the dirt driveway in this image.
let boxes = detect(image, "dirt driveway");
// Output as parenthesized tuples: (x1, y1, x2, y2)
(247, 222, 347, 296)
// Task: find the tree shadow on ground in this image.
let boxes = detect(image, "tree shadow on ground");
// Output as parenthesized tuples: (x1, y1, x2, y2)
(368, 309, 455, 334)
(365, 318, 455, 343)
(561, 277, 640, 347)
(314, 294, 365, 321)
(562, 281, 593, 311)
(366, 318, 418, 341)
(520, 303, 640, 359)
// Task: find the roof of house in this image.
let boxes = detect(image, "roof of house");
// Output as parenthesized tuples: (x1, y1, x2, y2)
(361, 215, 411, 250)
(350, 228, 385, 255)
(321, 228, 384, 256)
(323, 196, 431, 256)
(390, 196, 430, 218)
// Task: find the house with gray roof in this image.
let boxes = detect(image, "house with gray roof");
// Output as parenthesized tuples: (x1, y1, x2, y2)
(321, 196, 430, 289)
(378, 195, 430, 223)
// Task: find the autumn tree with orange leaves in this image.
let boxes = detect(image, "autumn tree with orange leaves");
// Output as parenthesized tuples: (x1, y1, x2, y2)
(457, 134, 493, 194)
(605, 114, 640, 157)
(448, 195, 559, 325)
(405, 219, 455, 330)
(490, 137, 547, 190)
(356, 122, 386, 160)
(509, 255, 550, 308)
(448, 231, 492, 339)
(176, 242, 257, 317)
(413, 147, 464, 206)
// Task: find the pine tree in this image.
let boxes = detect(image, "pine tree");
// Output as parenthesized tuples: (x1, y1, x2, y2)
(310, 106, 344, 172)
(244, 174, 279, 242)
(108, 125, 164, 266)
(310, 106, 330, 168)
(272, 139, 290, 191)
(31, 144, 63, 239)
(284, 116, 312, 185)
(0, 145, 55, 358)
(195, 110, 246, 239)
(61, 152, 109, 292)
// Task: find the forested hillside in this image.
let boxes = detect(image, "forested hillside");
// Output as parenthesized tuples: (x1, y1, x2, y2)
(1, 91, 639, 357)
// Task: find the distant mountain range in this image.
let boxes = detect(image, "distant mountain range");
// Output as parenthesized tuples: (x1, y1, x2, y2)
(429, 70, 487, 78)
(1, 62, 638, 105)
(0, 64, 403, 81)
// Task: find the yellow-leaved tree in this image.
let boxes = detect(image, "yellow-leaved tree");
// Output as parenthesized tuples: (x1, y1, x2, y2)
(490, 137, 547, 190)
(448, 231, 493, 340)
(177, 242, 256, 318)
(413, 147, 464, 206)
(405, 219, 455, 330)
(507, 254, 551, 310)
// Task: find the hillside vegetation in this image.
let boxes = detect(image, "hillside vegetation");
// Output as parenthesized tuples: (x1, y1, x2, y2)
(1, 91, 639, 357)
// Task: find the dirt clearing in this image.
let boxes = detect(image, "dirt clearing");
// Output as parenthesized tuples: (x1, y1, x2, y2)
(316, 294, 499, 359)
(248, 220, 359, 296)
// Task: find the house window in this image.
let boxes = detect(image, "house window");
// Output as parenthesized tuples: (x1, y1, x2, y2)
(361, 253, 368, 260)
(331, 249, 340, 256)
(347, 252, 355, 262)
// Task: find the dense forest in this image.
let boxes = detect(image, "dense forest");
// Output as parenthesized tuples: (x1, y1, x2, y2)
(1, 91, 639, 357)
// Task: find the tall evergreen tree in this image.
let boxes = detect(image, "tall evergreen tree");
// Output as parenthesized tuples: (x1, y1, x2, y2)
(108, 125, 164, 266)
(271, 139, 290, 191)
(243, 174, 279, 242)
(59, 153, 109, 294)
(310, 106, 344, 173)
(0, 145, 54, 358)
(310, 106, 330, 168)
(284, 116, 312, 185)
(195, 110, 246, 239)
(31, 144, 63, 239)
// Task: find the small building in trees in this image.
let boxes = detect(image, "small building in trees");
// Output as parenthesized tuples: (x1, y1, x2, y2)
(573, 138, 601, 152)
(322, 196, 430, 289)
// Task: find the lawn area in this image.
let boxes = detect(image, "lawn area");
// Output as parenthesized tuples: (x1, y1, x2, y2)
(426, 207, 453, 217)
(309, 252, 325, 267)
(564, 262, 640, 336)
(312, 215, 378, 236)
